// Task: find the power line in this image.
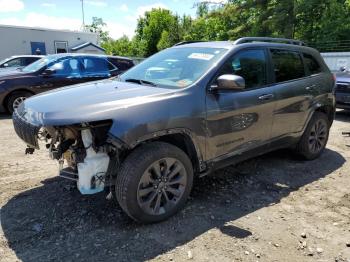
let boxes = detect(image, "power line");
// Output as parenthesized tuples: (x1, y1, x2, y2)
(81, 0, 85, 29)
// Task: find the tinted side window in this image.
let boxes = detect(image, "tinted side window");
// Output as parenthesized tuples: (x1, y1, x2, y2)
(303, 53, 322, 75)
(110, 58, 133, 71)
(217, 49, 268, 89)
(24, 57, 40, 66)
(271, 49, 305, 82)
(82, 57, 110, 77)
(48, 58, 82, 77)
(107, 61, 117, 71)
(5, 58, 22, 67)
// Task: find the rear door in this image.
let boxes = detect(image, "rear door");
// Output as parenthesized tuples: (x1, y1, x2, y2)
(269, 49, 317, 138)
(80, 57, 112, 81)
(205, 48, 276, 160)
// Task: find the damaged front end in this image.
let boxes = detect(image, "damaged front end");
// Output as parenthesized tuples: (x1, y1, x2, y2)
(13, 109, 119, 195)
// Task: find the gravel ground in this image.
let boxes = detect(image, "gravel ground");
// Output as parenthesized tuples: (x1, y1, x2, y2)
(0, 111, 350, 262)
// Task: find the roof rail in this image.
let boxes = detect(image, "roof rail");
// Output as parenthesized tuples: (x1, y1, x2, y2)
(173, 41, 205, 46)
(233, 37, 306, 46)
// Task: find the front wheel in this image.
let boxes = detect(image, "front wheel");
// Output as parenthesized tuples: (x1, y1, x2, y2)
(115, 142, 193, 223)
(295, 112, 330, 160)
(6, 91, 32, 114)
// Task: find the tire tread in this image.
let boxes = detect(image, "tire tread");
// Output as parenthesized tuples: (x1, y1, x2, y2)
(295, 111, 329, 160)
(115, 142, 193, 223)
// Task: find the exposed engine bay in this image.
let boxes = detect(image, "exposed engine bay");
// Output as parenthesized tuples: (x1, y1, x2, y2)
(37, 121, 115, 194)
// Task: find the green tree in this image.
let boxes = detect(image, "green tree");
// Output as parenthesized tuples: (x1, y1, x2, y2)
(157, 30, 172, 50)
(134, 8, 179, 56)
(195, 2, 209, 17)
(102, 0, 350, 57)
(102, 36, 141, 57)
(85, 17, 110, 43)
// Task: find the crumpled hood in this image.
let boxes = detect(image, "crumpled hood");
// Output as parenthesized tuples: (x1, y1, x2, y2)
(20, 79, 178, 126)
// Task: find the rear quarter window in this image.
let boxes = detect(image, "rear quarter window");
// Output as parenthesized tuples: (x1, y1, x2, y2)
(270, 49, 306, 83)
(109, 58, 133, 71)
(303, 53, 322, 75)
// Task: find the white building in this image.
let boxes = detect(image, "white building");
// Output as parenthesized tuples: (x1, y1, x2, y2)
(321, 52, 350, 72)
(0, 24, 105, 60)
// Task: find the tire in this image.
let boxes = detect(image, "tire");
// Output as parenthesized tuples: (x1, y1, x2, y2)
(116, 142, 193, 223)
(295, 112, 330, 160)
(6, 91, 32, 114)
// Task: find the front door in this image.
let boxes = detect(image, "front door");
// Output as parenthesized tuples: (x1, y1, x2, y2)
(34, 57, 84, 93)
(205, 49, 276, 160)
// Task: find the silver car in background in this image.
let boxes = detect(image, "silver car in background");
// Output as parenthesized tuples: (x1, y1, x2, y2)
(0, 55, 44, 71)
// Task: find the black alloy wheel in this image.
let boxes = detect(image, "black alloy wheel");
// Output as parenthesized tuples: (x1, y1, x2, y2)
(115, 142, 193, 223)
(137, 157, 187, 216)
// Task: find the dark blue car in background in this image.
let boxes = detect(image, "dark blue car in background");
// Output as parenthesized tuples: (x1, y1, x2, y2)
(0, 53, 134, 113)
(335, 70, 350, 110)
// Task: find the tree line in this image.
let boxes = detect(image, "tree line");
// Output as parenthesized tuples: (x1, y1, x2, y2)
(86, 0, 350, 57)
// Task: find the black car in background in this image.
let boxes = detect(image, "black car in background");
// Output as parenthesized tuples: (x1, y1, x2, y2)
(0, 55, 44, 70)
(0, 53, 134, 113)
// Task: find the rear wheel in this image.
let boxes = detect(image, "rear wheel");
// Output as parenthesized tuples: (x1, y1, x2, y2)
(116, 142, 193, 223)
(295, 112, 329, 160)
(6, 91, 32, 114)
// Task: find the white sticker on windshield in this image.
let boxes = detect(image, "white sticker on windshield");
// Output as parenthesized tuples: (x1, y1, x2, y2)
(188, 53, 214, 61)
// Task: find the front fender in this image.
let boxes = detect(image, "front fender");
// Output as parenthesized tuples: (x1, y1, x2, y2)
(107, 87, 207, 167)
(108, 127, 206, 172)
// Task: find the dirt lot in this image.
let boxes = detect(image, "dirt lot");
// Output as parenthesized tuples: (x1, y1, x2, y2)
(0, 111, 350, 262)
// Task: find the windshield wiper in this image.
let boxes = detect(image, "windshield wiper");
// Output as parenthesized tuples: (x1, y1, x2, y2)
(124, 78, 158, 87)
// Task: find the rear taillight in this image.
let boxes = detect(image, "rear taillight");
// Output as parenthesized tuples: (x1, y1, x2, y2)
(332, 73, 336, 82)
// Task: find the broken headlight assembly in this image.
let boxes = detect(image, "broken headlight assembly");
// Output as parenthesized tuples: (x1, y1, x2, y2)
(40, 120, 115, 194)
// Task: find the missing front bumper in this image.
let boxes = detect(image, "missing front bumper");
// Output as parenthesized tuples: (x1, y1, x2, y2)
(12, 110, 40, 149)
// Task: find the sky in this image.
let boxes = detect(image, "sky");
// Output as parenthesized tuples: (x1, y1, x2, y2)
(0, 0, 207, 39)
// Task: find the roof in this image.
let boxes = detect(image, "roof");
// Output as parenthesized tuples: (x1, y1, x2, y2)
(10, 55, 44, 59)
(173, 38, 312, 51)
(173, 41, 235, 49)
(44, 53, 132, 61)
(71, 42, 105, 52)
(0, 24, 98, 35)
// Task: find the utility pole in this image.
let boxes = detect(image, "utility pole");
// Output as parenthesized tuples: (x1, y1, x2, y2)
(81, 0, 85, 30)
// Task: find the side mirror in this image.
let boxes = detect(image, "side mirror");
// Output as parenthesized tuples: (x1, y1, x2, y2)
(41, 68, 56, 77)
(3, 63, 8, 68)
(211, 74, 245, 91)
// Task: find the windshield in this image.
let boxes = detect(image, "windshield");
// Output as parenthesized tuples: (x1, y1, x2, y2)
(0, 58, 10, 65)
(22, 56, 59, 73)
(120, 47, 227, 88)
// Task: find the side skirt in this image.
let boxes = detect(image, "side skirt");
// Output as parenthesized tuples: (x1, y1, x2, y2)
(199, 135, 301, 177)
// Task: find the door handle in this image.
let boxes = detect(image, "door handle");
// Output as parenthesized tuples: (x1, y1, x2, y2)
(258, 94, 274, 101)
(305, 84, 316, 91)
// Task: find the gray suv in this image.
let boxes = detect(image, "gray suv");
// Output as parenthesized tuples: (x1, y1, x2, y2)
(12, 37, 335, 223)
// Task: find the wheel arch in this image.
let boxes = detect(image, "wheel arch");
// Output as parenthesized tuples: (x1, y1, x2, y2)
(3, 88, 35, 111)
(314, 104, 335, 125)
(126, 129, 205, 174)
